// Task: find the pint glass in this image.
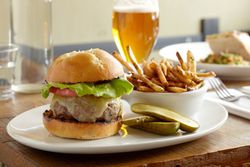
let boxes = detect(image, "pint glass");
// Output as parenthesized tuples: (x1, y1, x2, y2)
(112, 0, 159, 63)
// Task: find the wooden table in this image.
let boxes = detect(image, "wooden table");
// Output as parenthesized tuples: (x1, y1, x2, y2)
(0, 81, 250, 167)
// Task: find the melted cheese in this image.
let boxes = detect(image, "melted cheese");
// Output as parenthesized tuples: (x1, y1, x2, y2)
(51, 95, 116, 122)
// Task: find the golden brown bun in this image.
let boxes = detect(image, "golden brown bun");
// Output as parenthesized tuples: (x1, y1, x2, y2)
(43, 110, 122, 140)
(47, 48, 124, 83)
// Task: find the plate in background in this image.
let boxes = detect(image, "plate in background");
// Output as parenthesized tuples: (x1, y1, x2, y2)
(159, 42, 250, 80)
(7, 100, 227, 154)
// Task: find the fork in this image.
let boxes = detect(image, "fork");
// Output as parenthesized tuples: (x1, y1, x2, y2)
(208, 77, 250, 102)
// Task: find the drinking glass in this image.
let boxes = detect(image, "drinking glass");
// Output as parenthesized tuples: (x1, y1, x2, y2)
(10, 0, 53, 93)
(112, 0, 159, 63)
(0, 44, 18, 100)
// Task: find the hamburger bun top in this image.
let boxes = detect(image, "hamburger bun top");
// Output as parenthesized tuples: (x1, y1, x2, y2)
(46, 48, 124, 83)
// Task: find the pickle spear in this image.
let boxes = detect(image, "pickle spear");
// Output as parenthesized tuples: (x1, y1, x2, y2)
(122, 116, 158, 126)
(131, 103, 199, 132)
(133, 122, 180, 135)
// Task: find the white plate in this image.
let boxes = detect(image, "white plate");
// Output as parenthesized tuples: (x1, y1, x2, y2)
(7, 100, 228, 154)
(159, 42, 250, 80)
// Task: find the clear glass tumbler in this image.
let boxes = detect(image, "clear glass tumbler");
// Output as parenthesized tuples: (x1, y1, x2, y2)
(112, 0, 159, 63)
(10, 0, 53, 93)
(0, 44, 18, 100)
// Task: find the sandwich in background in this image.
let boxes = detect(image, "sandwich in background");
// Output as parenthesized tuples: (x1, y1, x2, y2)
(202, 31, 250, 65)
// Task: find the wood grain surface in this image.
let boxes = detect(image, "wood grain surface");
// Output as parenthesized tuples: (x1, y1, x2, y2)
(0, 81, 250, 167)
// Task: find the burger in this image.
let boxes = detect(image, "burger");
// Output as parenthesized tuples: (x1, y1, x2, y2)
(41, 48, 133, 139)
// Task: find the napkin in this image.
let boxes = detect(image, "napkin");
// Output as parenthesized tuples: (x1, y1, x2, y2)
(240, 86, 250, 94)
(205, 89, 250, 120)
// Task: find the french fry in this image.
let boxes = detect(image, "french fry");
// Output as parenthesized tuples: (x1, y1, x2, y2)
(160, 59, 166, 64)
(172, 69, 193, 85)
(132, 73, 164, 92)
(127, 76, 140, 88)
(167, 72, 180, 82)
(149, 60, 157, 70)
(182, 70, 202, 83)
(126, 46, 143, 75)
(143, 62, 155, 78)
(183, 70, 194, 80)
(127, 76, 149, 90)
(165, 60, 175, 76)
(165, 60, 172, 69)
(187, 50, 196, 73)
(126, 76, 136, 83)
(187, 52, 191, 71)
(168, 81, 186, 88)
(155, 62, 168, 86)
(176, 52, 188, 70)
(176, 66, 201, 87)
(151, 77, 163, 86)
(187, 81, 204, 91)
(113, 51, 135, 72)
(189, 72, 203, 83)
(160, 61, 168, 76)
(137, 86, 154, 92)
(164, 61, 172, 76)
(176, 65, 191, 79)
(167, 87, 187, 93)
(196, 71, 216, 77)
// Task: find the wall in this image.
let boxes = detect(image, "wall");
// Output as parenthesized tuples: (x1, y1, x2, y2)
(9, 0, 52, 48)
(0, 0, 10, 43)
(0, 0, 250, 45)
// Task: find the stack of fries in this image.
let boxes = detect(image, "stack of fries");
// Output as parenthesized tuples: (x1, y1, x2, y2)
(113, 46, 215, 93)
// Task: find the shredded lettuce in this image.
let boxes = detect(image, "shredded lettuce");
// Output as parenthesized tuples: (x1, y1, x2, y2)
(41, 78, 133, 98)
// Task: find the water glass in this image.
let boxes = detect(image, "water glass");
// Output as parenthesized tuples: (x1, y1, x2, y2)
(10, 0, 53, 93)
(0, 44, 18, 100)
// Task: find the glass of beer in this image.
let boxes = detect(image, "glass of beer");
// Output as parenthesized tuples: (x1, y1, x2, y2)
(112, 0, 159, 63)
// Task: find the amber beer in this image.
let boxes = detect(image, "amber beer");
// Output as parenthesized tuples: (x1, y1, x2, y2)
(112, 9, 159, 63)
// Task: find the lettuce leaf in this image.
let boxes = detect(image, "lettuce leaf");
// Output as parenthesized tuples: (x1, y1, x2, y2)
(41, 78, 133, 98)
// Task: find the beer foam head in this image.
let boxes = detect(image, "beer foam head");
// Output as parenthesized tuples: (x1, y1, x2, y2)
(113, 6, 159, 13)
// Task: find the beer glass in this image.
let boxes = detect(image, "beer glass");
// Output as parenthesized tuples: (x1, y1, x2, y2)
(112, 0, 159, 63)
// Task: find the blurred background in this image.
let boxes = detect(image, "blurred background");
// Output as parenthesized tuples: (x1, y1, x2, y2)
(0, 0, 250, 51)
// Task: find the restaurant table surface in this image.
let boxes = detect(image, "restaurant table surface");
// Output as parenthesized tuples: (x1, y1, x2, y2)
(0, 81, 250, 167)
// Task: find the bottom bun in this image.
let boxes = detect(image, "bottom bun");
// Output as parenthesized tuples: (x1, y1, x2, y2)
(43, 110, 122, 140)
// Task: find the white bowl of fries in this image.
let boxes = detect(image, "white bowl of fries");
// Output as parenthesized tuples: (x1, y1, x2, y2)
(113, 47, 215, 119)
(123, 83, 208, 119)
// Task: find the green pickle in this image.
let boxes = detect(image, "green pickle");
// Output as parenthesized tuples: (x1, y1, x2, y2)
(122, 116, 158, 126)
(133, 122, 180, 135)
(131, 103, 199, 132)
